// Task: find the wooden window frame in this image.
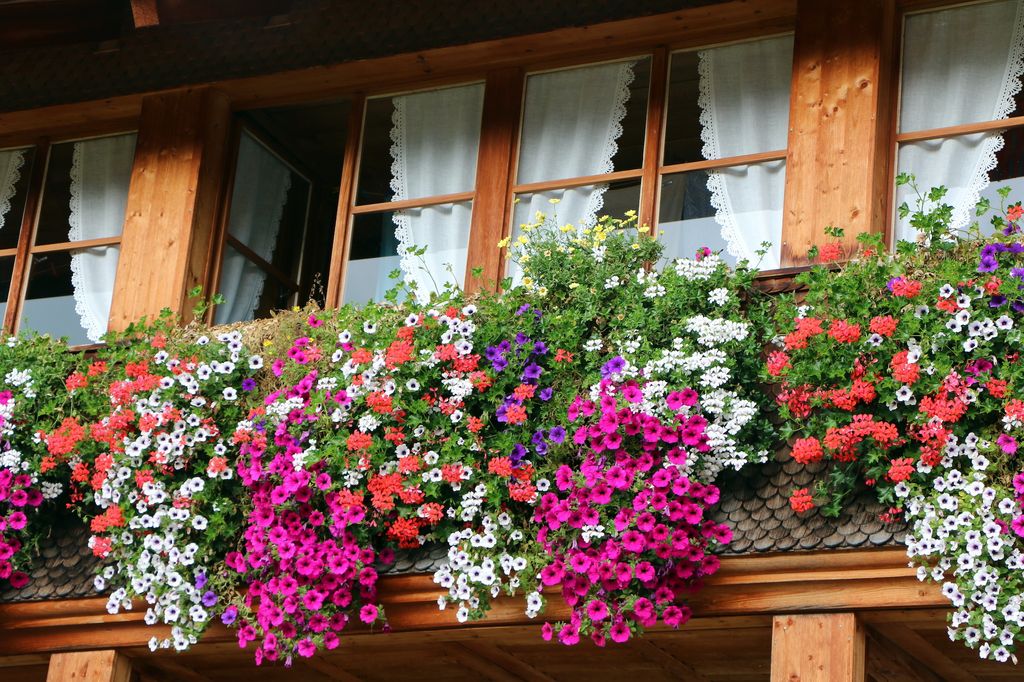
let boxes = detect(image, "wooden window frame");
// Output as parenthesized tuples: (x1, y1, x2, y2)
(317, 32, 798, 306)
(885, 0, 1024, 245)
(0, 127, 137, 344)
(207, 121, 315, 324)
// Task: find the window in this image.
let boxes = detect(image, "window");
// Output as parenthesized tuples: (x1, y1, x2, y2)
(894, 0, 1024, 242)
(219, 35, 795, 316)
(658, 36, 793, 270)
(213, 101, 350, 324)
(345, 83, 484, 304)
(0, 132, 136, 345)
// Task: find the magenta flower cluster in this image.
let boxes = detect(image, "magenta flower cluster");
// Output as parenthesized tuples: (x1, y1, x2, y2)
(0, 465, 37, 588)
(227, 373, 389, 666)
(533, 379, 732, 646)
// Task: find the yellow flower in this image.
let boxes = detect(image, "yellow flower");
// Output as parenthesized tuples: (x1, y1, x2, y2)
(534, 211, 546, 221)
(497, 237, 510, 248)
(522, 276, 533, 287)
(517, 235, 529, 246)
(292, 306, 300, 312)
(631, 243, 641, 250)
(548, 198, 561, 204)
(560, 224, 575, 233)
(637, 224, 650, 233)
(520, 253, 531, 263)
(568, 282, 579, 289)
(537, 286, 549, 297)
(263, 339, 273, 347)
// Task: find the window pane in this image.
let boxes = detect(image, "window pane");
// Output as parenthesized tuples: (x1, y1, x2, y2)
(664, 36, 793, 165)
(508, 180, 641, 283)
(357, 84, 484, 204)
(0, 147, 34, 251)
(0, 257, 14, 324)
(896, 125, 1024, 242)
(217, 130, 313, 324)
(518, 58, 650, 185)
(217, 100, 349, 322)
(344, 202, 472, 305)
(658, 161, 785, 270)
(36, 134, 136, 245)
(21, 249, 118, 345)
(215, 245, 295, 325)
(899, 0, 1023, 133)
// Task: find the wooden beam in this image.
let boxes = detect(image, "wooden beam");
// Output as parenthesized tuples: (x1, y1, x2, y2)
(465, 68, 524, 292)
(130, 0, 160, 28)
(0, 1, 794, 143)
(780, 0, 898, 265)
(108, 87, 231, 330)
(46, 650, 131, 682)
(0, 549, 943, 655)
(771, 613, 865, 682)
(870, 624, 977, 682)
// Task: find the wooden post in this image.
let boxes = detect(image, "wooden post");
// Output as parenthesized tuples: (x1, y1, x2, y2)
(108, 87, 232, 330)
(780, 0, 897, 265)
(465, 68, 524, 291)
(771, 613, 865, 682)
(47, 650, 131, 682)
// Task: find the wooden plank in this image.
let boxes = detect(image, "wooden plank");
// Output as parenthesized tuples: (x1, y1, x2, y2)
(5, 140, 48, 334)
(445, 643, 524, 682)
(46, 650, 131, 682)
(325, 96, 365, 309)
(870, 624, 977, 682)
(108, 87, 231, 330)
(638, 48, 669, 231)
(636, 639, 712, 682)
(465, 68, 524, 292)
(771, 613, 865, 682)
(130, 0, 160, 28)
(780, 0, 898, 265)
(865, 628, 940, 682)
(301, 656, 365, 682)
(455, 641, 556, 682)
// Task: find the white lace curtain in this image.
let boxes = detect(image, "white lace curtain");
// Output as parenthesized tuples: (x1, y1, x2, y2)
(215, 131, 293, 324)
(0, 149, 25, 231)
(895, 0, 1024, 241)
(385, 84, 483, 303)
(70, 133, 136, 342)
(517, 61, 636, 227)
(695, 35, 792, 268)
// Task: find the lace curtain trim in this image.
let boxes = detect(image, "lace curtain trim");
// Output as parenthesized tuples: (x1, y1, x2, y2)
(0, 150, 25, 233)
(68, 142, 105, 343)
(576, 61, 637, 230)
(949, 0, 1024, 232)
(697, 49, 744, 261)
(388, 62, 636, 299)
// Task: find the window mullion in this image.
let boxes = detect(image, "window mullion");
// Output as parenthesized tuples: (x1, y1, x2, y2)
(325, 95, 366, 309)
(639, 47, 669, 232)
(5, 139, 49, 334)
